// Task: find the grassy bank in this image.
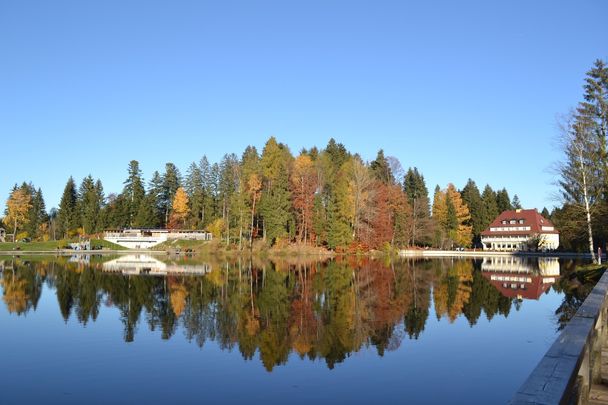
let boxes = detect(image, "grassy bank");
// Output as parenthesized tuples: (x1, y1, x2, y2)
(0, 239, 127, 252)
(156, 239, 335, 257)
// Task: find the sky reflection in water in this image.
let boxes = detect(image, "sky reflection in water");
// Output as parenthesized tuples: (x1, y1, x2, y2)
(0, 255, 577, 404)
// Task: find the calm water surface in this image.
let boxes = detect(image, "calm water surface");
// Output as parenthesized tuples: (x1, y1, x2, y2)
(0, 255, 583, 404)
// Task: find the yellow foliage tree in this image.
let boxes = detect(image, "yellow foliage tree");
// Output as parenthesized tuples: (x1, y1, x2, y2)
(3, 189, 32, 240)
(169, 279, 188, 317)
(432, 184, 472, 247)
(1, 275, 29, 314)
(169, 187, 190, 228)
(208, 218, 225, 239)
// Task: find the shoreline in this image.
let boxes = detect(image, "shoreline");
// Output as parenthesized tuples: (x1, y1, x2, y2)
(398, 249, 603, 259)
(0, 248, 602, 260)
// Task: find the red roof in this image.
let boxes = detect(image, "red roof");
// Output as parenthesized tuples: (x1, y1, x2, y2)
(481, 272, 556, 300)
(480, 209, 558, 237)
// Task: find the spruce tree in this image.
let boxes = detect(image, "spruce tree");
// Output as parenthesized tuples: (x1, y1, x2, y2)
(57, 177, 78, 238)
(512, 194, 522, 209)
(122, 160, 145, 227)
(403, 167, 431, 246)
(199, 156, 215, 227)
(461, 179, 486, 244)
(370, 149, 394, 184)
(481, 185, 499, 229)
(541, 207, 551, 219)
(161, 163, 181, 226)
(258, 137, 293, 244)
(496, 188, 512, 213)
(185, 162, 204, 228)
(148, 171, 165, 227)
(78, 175, 100, 234)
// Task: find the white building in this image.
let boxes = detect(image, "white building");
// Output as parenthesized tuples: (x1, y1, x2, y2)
(480, 209, 559, 251)
(0, 228, 5, 243)
(102, 255, 211, 275)
(480, 256, 560, 300)
(104, 229, 212, 249)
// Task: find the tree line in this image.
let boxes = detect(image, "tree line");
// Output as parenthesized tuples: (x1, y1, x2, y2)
(2, 138, 524, 250)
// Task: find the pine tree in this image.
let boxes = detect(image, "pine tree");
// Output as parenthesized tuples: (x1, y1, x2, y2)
(460, 179, 486, 244)
(122, 160, 146, 227)
(134, 193, 158, 228)
(185, 162, 204, 228)
(496, 188, 512, 213)
(199, 156, 215, 227)
(370, 149, 394, 184)
(148, 171, 165, 227)
(78, 175, 101, 234)
(481, 185, 499, 230)
(403, 168, 432, 246)
(512, 194, 522, 209)
(57, 177, 78, 238)
(25, 186, 48, 240)
(258, 137, 294, 244)
(161, 163, 182, 226)
(578, 59, 608, 192)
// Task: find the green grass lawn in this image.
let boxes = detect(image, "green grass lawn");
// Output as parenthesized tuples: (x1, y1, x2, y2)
(0, 239, 126, 251)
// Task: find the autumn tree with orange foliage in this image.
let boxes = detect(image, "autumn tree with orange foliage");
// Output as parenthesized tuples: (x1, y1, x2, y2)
(290, 154, 318, 244)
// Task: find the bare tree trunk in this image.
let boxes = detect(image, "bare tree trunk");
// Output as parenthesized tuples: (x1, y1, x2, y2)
(250, 198, 256, 250)
(239, 207, 243, 251)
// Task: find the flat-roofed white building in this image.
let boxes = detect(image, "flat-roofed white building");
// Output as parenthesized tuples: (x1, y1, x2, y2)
(104, 229, 212, 249)
(480, 209, 559, 251)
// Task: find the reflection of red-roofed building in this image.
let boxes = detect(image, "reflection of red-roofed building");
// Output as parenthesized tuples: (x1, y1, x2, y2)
(481, 257, 560, 301)
(481, 209, 559, 251)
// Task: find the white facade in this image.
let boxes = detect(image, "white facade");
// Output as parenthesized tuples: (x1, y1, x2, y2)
(481, 233, 559, 251)
(104, 229, 212, 249)
(102, 255, 211, 275)
(480, 209, 559, 252)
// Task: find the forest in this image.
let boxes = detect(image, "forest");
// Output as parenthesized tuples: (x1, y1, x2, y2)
(2, 59, 607, 254)
(2, 138, 524, 252)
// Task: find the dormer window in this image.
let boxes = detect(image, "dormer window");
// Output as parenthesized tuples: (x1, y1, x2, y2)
(502, 220, 507, 225)
(519, 219, 524, 224)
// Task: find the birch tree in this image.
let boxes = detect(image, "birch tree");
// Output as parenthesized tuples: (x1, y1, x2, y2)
(558, 113, 603, 263)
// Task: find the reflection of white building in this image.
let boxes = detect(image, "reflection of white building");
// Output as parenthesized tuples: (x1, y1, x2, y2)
(480, 209, 559, 251)
(102, 255, 211, 276)
(481, 256, 560, 300)
(104, 229, 212, 249)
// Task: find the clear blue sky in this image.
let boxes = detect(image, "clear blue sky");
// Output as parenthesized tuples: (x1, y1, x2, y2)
(1, 0, 607, 211)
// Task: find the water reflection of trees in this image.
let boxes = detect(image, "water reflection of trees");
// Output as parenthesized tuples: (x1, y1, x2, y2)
(1, 257, 535, 371)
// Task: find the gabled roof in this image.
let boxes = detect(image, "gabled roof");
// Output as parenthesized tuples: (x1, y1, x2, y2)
(481, 209, 558, 236)
(481, 272, 556, 300)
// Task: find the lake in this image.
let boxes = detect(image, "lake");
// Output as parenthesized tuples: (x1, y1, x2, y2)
(0, 255, 585, 404)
